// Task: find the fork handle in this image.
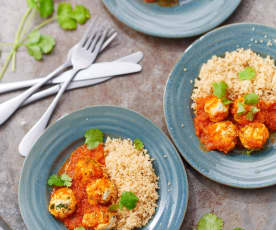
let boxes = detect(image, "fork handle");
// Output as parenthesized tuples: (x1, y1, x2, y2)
(38, 68, 79, 127)
(0, 63, 70, 125)
(18, 69, 79, 156)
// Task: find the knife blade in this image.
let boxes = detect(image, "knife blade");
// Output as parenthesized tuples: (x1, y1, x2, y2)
(50, 62, 141, 84)
(0, 53, 143, 94)
(22, 51, 144, 106)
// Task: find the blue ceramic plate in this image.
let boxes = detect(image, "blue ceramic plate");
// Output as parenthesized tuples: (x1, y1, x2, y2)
(19, 106, 188, 230)
(164, 23, 276, 189)
(102, 0, 241, 38)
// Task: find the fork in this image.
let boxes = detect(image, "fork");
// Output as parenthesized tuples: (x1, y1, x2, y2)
(19, 23, 112, 156)
(0, 20, 115, 125)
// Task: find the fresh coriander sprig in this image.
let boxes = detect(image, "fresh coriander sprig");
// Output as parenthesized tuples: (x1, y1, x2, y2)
(84, 129, 104, 150)
(134, 138, 144, 150)
(0, 0, 91, 80)
(197, 213, 245, 230)
(212, 81, 232, 105)
(48, 173, 72, 187)
(26, 31, 55, 60)
(237, 102, 246, 115)
(109, 191, 139, 212)
(197, 213, 223, 230)
(239, 66, 256, 80)
(244, 93, 259, 105)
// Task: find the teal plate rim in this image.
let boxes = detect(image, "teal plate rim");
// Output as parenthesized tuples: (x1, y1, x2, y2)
(102, 0, 241, 38)
(19, 106, 189, 230)
(164, 23, 276, 189)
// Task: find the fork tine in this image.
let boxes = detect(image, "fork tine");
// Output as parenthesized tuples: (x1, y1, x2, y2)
(100, 32, 117, 52)
(87, 31, 102, 52)
(80, 17, 98, 47)
(90, 28, 109, 54)
(84, 32, 97, 50)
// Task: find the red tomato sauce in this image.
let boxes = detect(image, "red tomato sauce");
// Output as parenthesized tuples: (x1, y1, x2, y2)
(57, 144, 106, 230)
(193, 97, 276, 152)
(144, 0, 178, 6)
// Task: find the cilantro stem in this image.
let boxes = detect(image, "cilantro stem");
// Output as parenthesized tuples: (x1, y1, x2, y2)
(21, 16, 57, 44)
(11, 52, 16, 72)
(0, 8, 32, 79)
(15, 8, 33, 45)
(12, 8, 33, 72)
(33, 16, 57, 31)
(21, 9, 37, 42)
(0, 51, 15, 79)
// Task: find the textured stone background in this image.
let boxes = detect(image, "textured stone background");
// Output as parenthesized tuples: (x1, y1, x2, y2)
(0, 0, 276, 230)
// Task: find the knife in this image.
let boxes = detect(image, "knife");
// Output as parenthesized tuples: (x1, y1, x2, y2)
(21, 51, 144, 107)
(51, 62, 141, 83)
(0, 60, 142, 94)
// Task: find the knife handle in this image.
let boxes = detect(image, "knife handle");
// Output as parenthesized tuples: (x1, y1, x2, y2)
(0, 78, 43, 94)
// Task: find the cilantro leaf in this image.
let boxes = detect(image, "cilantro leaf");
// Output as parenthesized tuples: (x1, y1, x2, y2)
(26, 32, 55, 60)
(84, 129, 104, 149)
(27, 45, 43, 61)
(27, 31, 41, 44)
(48, 174, 65, 186)
(72, 5, 91, 25)
(48, 174, 72, 187)
(244, 93, 259, 105)
(57, 2, 91, 30)
(222, 97, 232, 105)
(27, 0, 39, 9)
(197, 213, 223, 230)
(74, 227, 85, 230)
(246, 111, 254, 121)
(27, 0, 54, 18)
(134, 138, 144, 150)
(64, 181, 72, 187)
(61, 173, 72, 182)
(57, 2, 77, 30)
(251, 106, 259, 114)
(61, 173, 72, 186)
(120, 192, 139, 210)
(237, 102, 246, 115)
(239, 67, 256, 80)
(212, 81, 228, 99)
(39, 0, 54, 18)
(39, 34, 55, 54)
(108, 204, 120, 212)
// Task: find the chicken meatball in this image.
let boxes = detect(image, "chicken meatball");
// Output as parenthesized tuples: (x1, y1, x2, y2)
(204, 96, 229, 122)
(87, 178, 117, 205)
(207, 121, 238, 153)
(239, 122, 269, 150)
(82, 207, 117, 229)
(49, 188, 77, 219)
(231, 97, 260, 125)
(74, 157, 104, 182)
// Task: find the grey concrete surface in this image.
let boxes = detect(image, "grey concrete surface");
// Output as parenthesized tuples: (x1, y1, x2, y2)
(0, 0, 275, 230)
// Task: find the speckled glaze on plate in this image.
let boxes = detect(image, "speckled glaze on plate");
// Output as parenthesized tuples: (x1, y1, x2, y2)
(102, 0, 241, 38)
(19, 106, 188, 230)
(164, 23, 276, 189)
